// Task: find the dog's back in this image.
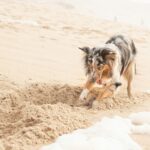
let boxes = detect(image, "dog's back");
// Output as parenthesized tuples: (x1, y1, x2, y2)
(106, 35, 137, 74)
(106, 35, 137, 54)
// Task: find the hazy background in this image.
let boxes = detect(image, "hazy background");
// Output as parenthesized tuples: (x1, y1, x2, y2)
(31, 0, 150, 28)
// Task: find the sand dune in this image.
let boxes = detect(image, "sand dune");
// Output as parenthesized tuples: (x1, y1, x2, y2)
(0, 0, 150, 149)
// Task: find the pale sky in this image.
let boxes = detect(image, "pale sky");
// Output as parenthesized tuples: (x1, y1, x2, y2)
(49, 0, 150, 28)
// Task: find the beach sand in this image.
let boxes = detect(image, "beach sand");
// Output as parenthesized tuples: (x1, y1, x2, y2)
(0, 0, 150, 149)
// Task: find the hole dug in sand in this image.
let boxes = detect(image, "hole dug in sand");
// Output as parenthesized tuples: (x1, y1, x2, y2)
(0, 82, 149, 150)
(0, 83, 92, 150)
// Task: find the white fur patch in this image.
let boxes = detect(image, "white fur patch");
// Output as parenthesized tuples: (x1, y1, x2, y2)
(79, 89, 89, 101)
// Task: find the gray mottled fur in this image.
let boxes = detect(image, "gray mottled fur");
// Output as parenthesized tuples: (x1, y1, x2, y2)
(105, 35, 137, 75)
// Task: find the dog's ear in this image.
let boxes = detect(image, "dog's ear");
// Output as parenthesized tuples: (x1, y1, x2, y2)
(78, 47, 90, 54)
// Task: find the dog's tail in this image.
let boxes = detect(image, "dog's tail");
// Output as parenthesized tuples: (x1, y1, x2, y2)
(131, 40, 137, 55)
(131, 40, 137, 74)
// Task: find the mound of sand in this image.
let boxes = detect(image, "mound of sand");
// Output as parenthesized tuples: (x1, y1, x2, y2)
(0, 76, 150, 150)
(0, 77, 94, 150)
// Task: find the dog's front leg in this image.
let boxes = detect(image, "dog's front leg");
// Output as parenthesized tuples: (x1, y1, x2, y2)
(111, 74, 122, 99)
(107, 65, 122, 99)
(112, 61, 122, 86)
(79, 77, 95, 101)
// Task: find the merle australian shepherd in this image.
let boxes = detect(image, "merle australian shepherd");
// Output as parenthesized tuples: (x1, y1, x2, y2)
(79, 35, 137, 101)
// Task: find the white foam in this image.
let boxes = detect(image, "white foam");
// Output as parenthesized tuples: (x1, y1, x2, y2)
(43, 113, 150, 150)
(129, 112, 150, 124)
(40, 112, 150, 150)
(132, 124, 150, 134)
(129, 112, 150, 135)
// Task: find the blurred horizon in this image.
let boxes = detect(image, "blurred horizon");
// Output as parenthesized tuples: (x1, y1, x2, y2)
(30, 0, 150, 28)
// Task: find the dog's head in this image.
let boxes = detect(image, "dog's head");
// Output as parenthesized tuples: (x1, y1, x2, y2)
(79, 46, 116, 84)
(92, 48, 116, 84)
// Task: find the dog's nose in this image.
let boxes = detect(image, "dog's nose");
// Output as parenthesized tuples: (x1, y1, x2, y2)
(96, 78, 102, 84)
(115, 82, 122, 88)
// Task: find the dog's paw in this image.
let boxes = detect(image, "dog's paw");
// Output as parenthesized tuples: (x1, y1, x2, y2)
(79, 89, 89, 101)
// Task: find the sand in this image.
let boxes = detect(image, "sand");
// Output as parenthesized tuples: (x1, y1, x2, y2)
(0, 76, 94, 150)
(0, 0, 150, 149)
(0, 76, 150, 150)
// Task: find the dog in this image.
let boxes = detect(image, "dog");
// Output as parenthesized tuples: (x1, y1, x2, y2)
(79, 35, 137, 101)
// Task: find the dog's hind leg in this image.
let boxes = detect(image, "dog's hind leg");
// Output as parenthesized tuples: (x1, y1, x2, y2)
(124, 62, 135, 98)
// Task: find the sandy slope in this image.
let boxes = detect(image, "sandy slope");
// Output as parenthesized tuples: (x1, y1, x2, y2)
(0, 0, 150, 149)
